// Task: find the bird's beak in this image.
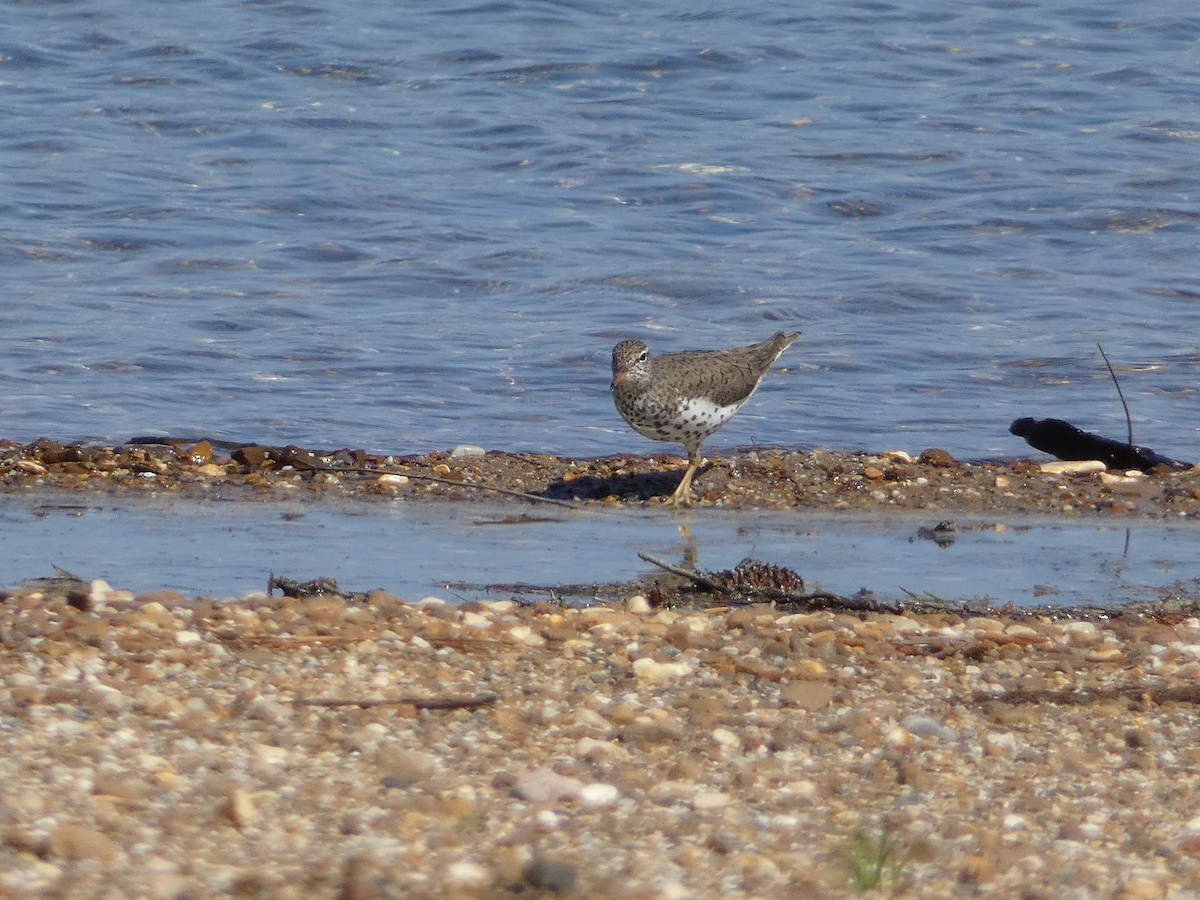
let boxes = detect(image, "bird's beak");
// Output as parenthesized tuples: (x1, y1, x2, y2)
(610, 371, 626, 390)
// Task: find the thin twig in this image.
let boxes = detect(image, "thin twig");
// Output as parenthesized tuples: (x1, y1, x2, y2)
(1097, 343, 1133, 448)
(638, 552, 729, 593)
(288, 694, 499, 710)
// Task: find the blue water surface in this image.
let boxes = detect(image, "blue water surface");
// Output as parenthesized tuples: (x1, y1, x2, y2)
(2, 0, 1200, 462)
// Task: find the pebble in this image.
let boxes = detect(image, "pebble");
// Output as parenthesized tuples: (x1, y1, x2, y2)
(692, 791, 732, 811)
(222, 788, 256, 831)
(625, 594, 652, 615)
(450, 444, 486, 458)
(48, 823, 117, 864)
(901, 714, 956, 742)
(1040, 460, 1106, 475)
(444, 860, 492, 890)
(779, 680, 834, 711)
(632, 657, 695, 683)
(577, 782, 620, 809)
(512, 768, 586, 804)
(523, 857, 579, 894)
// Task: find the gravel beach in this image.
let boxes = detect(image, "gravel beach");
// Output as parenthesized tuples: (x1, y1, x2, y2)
(3, 439, 1200, 897)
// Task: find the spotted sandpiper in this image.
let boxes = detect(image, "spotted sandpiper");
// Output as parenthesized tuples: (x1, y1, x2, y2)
(610, 330, 801, 505)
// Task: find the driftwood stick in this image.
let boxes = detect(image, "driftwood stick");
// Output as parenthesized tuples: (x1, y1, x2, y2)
(638, 552, 729, 593)
(288, 694, 499, 711)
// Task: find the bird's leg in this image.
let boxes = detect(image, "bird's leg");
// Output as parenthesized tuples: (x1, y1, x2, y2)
(667, 446, 704, 506)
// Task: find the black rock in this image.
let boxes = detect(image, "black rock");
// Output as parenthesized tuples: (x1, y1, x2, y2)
(1009, 417, 1187, 472)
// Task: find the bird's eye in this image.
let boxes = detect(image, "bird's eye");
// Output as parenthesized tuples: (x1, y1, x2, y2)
(637, 351, 648, 362)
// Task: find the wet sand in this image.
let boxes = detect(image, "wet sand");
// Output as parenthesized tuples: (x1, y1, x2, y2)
(2, 438, 1199, 897)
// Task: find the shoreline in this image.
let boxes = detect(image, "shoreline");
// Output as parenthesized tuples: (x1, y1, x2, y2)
(4, 436, 1200, 519)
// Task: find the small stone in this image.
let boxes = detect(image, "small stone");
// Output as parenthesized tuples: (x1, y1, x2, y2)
(711, 727, 740, 749)
(918, 448, 958, 467)
(450, 444, 486, 458)
(1002, 813, 1028, 832)
(692, 791, 732, 810)
(959, 854, 993, 885)
(186, 440, 213, 465)
(92, 773, 147, 804)
(632, 657, 694, 683)
(619, 720, 686, 748)
(780, 680, 833, 711)
(1086, 643, 1124, 663)
(222, 788, 255, 830)
(512, 768, 584, 803)
(577, 782, 619, 809)
(175, 630, 203, 646)
(625, 594, 652, 615)
(414, 596, 449, 608)
(48, 823, 118, 864)
(884, 725, 912, 751)
(523, 857, 579, 894)
(901, 714, 955, 741)
(90, 579, 117, 607)
(1040, 459, 1106, 475)
(232, 445, 270, 468)
(1061, 621, 1099, 647)
(376, 747, 437, 787)
(984, 731, 1019, 758)
(444, 860, 492, 891)
(1118, 878, 1167, 900)
(243, 697, 293, 726)
(376, 473, 409, 486)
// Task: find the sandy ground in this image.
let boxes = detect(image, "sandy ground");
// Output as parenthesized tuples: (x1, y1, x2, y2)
(2, 438, 1200, 898)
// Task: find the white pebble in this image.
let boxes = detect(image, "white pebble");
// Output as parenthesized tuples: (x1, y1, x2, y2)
(578, 782, 620, 809)
(513, 768, 585, 803)
(632, 658, 695, 683)
(625, 594, 652, 615)
(444, 860, 491, 890)
(692, 791, 732, 810)
(1002, 813, 1029, 832)
(450, 444, 486, 458)
(710, 728, 740, 749)
(1040, 460, 1106, 475)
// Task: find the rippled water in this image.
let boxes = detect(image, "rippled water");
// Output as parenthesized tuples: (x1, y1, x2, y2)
(2, 0, 1200, 464)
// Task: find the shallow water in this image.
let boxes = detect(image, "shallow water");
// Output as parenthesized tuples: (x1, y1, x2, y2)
(7, 494, 1199, 609)
(2, 0, 1200, 465)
